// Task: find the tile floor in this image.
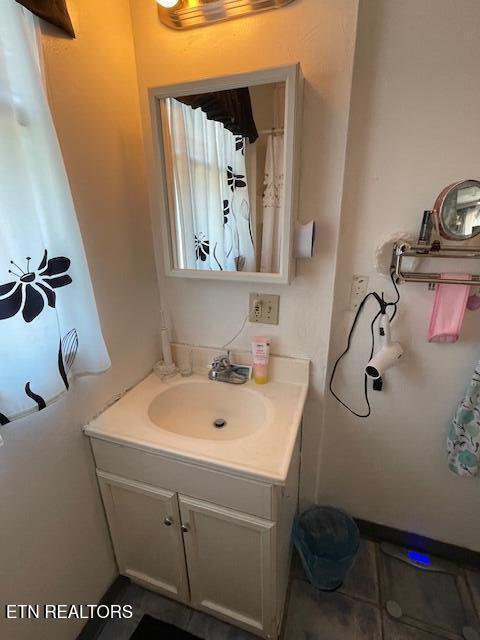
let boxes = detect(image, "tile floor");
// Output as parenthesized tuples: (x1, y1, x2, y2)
(97, 538, 480, 640)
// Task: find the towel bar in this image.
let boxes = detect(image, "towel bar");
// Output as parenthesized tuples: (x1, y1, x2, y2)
(391, 242, 480, 285)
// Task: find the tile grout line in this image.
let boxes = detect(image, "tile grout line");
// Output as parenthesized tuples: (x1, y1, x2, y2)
(185, 605, 194, 633)
(374, 542, 385, 639)
(462, 565, 480, 626)
(280, 576, 294, 640)
(291, 571, 383, 608)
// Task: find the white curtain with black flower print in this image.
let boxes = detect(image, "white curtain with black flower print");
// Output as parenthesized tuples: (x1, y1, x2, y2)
(166, 98, 255, 272)
(0, 2, 110, 429)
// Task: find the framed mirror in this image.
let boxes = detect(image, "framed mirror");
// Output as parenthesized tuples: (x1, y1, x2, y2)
(434, 179, 480, 240)
(148, 64, 302, 284)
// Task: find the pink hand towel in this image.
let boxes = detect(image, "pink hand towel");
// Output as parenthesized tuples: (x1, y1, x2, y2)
(428, 273, 471, 343)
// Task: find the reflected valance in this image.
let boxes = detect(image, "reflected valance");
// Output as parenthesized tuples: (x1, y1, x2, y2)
(176, 88, 258, 143)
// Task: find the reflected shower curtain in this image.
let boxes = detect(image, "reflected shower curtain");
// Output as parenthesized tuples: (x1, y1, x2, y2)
(260, 132, 284, 273)
(166, 98, 255, 272)
(0, 2, 110, 426)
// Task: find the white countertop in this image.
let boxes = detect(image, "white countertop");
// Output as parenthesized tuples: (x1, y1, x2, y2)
(84, 354, 309, 484)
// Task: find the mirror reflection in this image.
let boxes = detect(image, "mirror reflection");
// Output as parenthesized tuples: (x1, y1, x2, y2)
(160, 82, 286, 273)
(438, 179, 480, 240)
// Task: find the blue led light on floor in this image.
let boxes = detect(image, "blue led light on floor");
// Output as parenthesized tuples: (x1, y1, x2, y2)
(407, 550, 431, 565)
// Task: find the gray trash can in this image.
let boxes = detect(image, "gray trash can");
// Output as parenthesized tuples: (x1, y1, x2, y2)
(293, 505, 360, 591)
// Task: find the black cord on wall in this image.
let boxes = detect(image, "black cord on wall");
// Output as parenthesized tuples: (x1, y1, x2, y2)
(329, 272, 400, 418)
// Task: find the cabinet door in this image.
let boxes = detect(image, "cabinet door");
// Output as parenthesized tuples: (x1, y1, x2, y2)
(97, 471, 189, 602)
(179, 495, 276, 638)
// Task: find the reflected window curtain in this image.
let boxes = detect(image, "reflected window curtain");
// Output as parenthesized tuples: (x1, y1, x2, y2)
(0, 2, 110, 429)
(260, 133, 284, 273)
(166, 98, 255, 272)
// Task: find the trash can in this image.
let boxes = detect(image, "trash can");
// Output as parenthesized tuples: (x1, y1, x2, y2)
(293, 505, 360, 591)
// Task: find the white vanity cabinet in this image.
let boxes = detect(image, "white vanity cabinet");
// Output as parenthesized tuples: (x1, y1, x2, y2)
(178, 495, 275, 635)
(90, 436, 300, 639)
(97, 473, 189, 602)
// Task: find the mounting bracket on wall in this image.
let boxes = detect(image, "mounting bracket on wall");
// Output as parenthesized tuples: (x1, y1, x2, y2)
(157, 0, 296, 30)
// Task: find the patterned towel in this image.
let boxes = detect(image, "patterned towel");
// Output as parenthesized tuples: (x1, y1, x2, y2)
(448, 362, 480, 476)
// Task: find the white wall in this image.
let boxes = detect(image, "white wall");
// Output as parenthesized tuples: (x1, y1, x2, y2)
(320, 0, 480, 551)
(0, 2, 160, 639)
(129, 0, 359, 503)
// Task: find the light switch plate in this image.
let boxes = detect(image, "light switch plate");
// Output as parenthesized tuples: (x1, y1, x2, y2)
(249, 293, 280, 325)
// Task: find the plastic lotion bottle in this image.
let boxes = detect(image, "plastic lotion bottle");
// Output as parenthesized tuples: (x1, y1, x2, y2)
(252, 336, 271, 384)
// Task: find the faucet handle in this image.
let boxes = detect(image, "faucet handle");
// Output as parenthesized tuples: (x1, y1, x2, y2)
(208, 353, 248, 384)
(220, 354, 232, 369)
(211, 354, 231, 371)
(210, 355, 222, 371)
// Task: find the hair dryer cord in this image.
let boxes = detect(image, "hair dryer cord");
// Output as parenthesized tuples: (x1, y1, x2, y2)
(328, 271, 400, 418)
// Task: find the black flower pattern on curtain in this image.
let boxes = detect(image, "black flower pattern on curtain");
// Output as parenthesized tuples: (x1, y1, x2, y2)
(194, 234, 210, 262)
(25, 382, 46, 411)
(0, 250, 72, 323)
(0, 327, 79, 423)
(223, 200, 230, 225)
(212, 243, 224, 271)
(235, 136, 245, 156)
(58, 328, 79, 390)
(227, 166, 246, 192)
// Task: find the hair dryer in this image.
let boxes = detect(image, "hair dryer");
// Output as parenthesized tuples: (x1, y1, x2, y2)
(365, 312, 403, 379)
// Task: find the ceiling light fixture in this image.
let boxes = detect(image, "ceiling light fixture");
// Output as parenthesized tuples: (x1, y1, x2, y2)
(156, 0, 295, 31)
(156, 0, 180, 8)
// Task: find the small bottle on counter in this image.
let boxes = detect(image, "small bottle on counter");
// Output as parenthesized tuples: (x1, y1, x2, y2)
(251, 336, 271, 385)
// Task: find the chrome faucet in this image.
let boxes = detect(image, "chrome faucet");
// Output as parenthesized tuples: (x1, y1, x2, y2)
(208, 353, 248, 384)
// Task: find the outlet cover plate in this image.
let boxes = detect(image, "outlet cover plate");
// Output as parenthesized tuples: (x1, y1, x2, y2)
(350, 275, 369, 311)
(249, 293, 280, 325)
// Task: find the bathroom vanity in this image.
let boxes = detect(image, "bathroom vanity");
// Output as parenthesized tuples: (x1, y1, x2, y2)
(85, 348, 309, 639)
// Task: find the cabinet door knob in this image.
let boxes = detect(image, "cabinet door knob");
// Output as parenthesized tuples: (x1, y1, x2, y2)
(181, 524, 189, 533)
(164, 516, 173, 526)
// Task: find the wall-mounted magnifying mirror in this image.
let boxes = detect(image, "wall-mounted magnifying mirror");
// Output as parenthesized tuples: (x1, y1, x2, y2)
(148, 65, 302, 284)
(434, 179, 480, 240)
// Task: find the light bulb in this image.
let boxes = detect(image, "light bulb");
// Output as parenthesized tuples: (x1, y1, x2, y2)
(156, 0, 180, 8)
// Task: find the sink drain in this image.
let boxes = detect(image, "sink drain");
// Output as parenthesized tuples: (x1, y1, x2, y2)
(213, 418, 226, 429)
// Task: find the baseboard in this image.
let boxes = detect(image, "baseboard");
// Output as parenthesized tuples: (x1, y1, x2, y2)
(76, 575, 129, 640)
(356, 518, 480, 568)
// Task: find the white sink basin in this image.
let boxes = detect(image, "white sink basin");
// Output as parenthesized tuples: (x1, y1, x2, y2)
(148, 380, 267, 441)
(85, 353, 309, 483)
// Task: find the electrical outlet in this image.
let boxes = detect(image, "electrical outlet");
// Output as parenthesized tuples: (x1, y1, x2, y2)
(249, 293, 280, 325)
(253, 296, 262, 321)
(349, 275, 369, 310)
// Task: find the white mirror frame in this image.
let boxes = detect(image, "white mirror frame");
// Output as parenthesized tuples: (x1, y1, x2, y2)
(147, 63, 303, 285)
